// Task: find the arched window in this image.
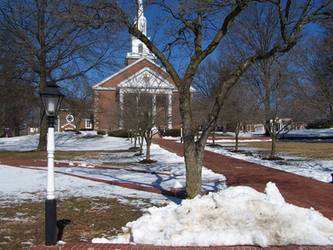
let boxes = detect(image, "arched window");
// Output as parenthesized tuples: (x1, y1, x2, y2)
(138, 43, 143, 54)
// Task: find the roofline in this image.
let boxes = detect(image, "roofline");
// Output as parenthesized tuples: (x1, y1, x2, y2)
(92, 56, 168, 89)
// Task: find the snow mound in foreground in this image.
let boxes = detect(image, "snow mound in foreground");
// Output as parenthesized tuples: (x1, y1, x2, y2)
(93, 182, 333, 247)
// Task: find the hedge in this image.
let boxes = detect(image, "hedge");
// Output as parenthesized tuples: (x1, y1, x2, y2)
(108, 129, 128, 138)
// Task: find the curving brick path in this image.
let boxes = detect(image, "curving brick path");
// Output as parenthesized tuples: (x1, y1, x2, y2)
(1, 138, 332, 250)
(152, 138, 333, 220)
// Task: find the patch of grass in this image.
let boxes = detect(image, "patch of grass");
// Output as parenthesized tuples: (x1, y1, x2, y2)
(0, 197, 146, 249)
(102, 162, 138, 166)
(0, 149, 138, 161)
(0, 150, 46, 159)
(238, 141, 333, 160)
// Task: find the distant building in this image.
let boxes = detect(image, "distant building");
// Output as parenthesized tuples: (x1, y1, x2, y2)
(92, 0, 180, 132)
(58, 109, 93, 132)
(240, 118, 306, 134)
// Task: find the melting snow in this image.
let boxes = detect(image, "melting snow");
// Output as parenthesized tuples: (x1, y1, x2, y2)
(93, 182, 333, 247)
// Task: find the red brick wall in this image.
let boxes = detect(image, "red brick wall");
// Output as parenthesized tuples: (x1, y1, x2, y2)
(94, 90, 119, 131)
(58, 110, 93, 132)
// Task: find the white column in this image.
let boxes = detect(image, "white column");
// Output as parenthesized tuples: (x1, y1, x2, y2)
(46, 127, 55, 200)
(119, 90, 124, 129)
(152, 94, 156, 126)
(167, 94, 172, 129)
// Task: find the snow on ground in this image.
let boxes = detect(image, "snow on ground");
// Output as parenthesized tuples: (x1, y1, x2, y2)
(168, 129, 333, 183)
(204, 130, 333, 183)
(1, 130, 333, 246)
(0, 165, 176, 207)
(206, 145, 333, 183)
(0, 131, 131, 151)
(285, 128, 333, 138)
(93, 182, 333, 247)
(0, 131, 224, 207)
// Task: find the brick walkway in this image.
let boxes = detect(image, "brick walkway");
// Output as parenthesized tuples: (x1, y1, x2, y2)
(2, 138, 332, 249)
(153, 138, 333, 220)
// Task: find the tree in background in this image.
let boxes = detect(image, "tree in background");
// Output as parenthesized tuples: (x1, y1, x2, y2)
(0, 30, 38, 136)
(192, 59, 225, 145)
(223, 3, 302, 158)
(121, 75, 168, 162)
(62, 77, 94, 133)
(221, 83, 258, 152)
(294, 18, 333, 125)
(0, 0, 120, 149)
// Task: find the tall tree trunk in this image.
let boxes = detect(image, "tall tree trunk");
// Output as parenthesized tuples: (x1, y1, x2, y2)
(180, 87, 205, 198)
(270, 122, 277, 158)
(37, 0, 48, 151)
(37, 110, 47, 151)
(145, 132, 151, 161)
(134, 133, 137, 148)
(235, 122, 240, 152)
(184, 140, 203, 198)
(139, 135, 144, 155)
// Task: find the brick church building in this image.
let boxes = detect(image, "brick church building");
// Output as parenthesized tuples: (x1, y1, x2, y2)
(92, 1, 180, 132)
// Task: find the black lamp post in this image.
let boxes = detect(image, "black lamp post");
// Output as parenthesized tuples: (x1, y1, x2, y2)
(39, 82, 64, 246)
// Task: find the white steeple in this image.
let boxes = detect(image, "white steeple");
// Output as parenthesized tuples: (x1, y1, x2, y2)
(126, 0, 155, 64)
(137, 0, 145, 35)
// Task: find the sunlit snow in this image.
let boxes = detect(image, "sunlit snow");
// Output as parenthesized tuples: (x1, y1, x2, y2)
(0, 130, 333, 246)
(93, 182, 333, 247)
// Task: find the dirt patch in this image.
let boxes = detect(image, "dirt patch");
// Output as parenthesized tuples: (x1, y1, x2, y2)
(139, 159, 157, 164)
(262, 156, 284, 161)
(0, 197, 147, 249)
(207, 144, 224, 148)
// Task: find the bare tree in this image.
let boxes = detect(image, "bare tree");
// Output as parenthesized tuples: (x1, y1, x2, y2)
(293, 19, 333, 122)
(122, 79, 169, 162)
(192, 59, 227, 145)
(84, 0, 332, 198)
(0, 0, 120, 149)
(222, 83, 258, 152)
(0, 29, 38, 136)
(62, 78, 94, 133)
(222, 3, 306, 158)
(245, 56, 295, 158)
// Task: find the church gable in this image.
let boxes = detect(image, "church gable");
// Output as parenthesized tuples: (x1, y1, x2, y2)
(93, 57, 176, 90)
(118, 67, 174, 94)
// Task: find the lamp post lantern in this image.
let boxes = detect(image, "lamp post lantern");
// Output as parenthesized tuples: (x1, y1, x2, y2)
(39, 83, 64, 246)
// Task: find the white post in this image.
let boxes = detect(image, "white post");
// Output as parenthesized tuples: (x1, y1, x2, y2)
(167, 94, 172, 129)
(119, 90, 124, 129)
(46, 127, 55, 200)
(45, 121, 57, 245)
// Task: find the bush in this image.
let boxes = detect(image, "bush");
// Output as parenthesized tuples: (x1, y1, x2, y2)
(97, 130, 106, 135)
(162, 128, 181, 137)
(108, 129, 128, 138)
(306, 119, 333, 129)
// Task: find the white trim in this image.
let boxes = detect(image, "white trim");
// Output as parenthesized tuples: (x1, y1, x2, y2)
(92, 57, 169, 89)
(93, 87, 116, 91)
(61, 122, 76, 129)
(85, 119, 93, 129)
(117, 67, 175, 90)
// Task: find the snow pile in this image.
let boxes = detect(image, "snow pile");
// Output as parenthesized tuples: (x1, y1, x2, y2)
(93, 182, 333, 247)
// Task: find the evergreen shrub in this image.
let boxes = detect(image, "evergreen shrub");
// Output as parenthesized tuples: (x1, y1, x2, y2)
(108, 129, 128, 138)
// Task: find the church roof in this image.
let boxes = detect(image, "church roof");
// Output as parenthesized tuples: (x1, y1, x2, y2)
(92, 57, 177, 91)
